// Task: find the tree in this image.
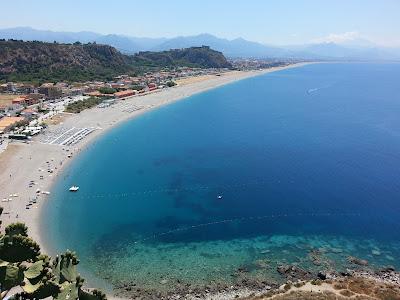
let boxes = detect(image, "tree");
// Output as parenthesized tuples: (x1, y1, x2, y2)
(98, 87, 116, 94)
(131, 85, 144, 91)
(5, 223, 28, 237)
(166, 81, 177, 87)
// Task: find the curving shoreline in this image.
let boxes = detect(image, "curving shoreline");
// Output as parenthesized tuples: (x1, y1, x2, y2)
(0, 64, 311, 244)
(0, 63, 312, 296)
(2, 62, 400, 300)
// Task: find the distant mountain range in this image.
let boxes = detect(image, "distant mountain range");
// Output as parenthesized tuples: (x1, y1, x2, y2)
(1, 27, 400, 61)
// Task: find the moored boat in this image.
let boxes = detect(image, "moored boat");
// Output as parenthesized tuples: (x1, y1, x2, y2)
(69, 186, 79, 192)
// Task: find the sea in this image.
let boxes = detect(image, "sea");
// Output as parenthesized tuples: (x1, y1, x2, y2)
(43, 63, 400, 295)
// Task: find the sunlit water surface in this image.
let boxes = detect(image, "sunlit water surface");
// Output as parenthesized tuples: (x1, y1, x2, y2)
(44, 63, 400, 293)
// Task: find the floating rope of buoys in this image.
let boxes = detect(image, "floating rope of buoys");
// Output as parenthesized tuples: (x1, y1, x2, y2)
(64, 179, 277, 200)
(132, 211, 361, 244)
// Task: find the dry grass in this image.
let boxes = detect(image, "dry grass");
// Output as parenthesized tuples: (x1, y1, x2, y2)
(269, 291, 347, 300)
(0, 94, 17, 106)
(43, 113, 69, 125)
(244, 277, 400, 300)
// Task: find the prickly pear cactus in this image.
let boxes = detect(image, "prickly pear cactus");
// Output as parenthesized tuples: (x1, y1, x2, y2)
(55, 282, 79, 300)
(52, 250, 79, 284)
(0, 222, 106, 300)
(79, 289, 107, 300)
(23, 260, 44, 279)
(0, 262, 24, 290)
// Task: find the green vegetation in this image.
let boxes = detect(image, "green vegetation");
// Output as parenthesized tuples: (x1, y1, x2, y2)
(4, 223, 28, 237)
(0, 208, 106, 300)
(9, 119, 30, 132)
(0, 41, 135, 83)
(0, 41, 232, 83)
(65, 97, 105, 113)
(98, 87, 116, 94)
(130, 85, 145, 91)
(133, 46, 232, 69)
(166, 81, 177, 87)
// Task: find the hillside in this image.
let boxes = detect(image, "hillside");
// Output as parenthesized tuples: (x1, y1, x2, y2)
(0, 41, 231, 83)
(133, 46, 231, 68)
(0, 40, 135, 82)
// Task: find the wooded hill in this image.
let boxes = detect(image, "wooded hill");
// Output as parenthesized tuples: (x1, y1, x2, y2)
(0, 40, 232, 83)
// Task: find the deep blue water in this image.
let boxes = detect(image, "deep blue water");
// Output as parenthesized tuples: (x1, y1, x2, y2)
(44, 63, 400, 292)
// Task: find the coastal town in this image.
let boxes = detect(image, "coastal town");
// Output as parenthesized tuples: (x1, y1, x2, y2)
(0, 67, 230, 141)
(0, 56, 295, 152)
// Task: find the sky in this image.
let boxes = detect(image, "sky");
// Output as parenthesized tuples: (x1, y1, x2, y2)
(1, 0, 400, 47)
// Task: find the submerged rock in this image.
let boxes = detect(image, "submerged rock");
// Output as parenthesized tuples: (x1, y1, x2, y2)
(372, 249, 381, 256)
(237, 266, 249, 273)
(276, 264, 312, 280)
(254, 259, 269, 269)
(340, 271, 352, 277)
(379, 266, 396, 273)
(317, 271, 327, 280)
(347, 256, 369, 266)
(330, 247, 343, 254)
(309, 249, 323, 266)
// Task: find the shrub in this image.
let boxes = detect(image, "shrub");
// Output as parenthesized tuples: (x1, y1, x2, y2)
(166, 81, 177, 87)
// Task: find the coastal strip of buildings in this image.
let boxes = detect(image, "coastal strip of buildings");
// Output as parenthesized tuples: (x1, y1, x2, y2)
(0, 67, 228, 137)
(0, 59, 293, 144)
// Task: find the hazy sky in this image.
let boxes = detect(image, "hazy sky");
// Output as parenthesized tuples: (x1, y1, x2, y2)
(1, 0, 400, 46)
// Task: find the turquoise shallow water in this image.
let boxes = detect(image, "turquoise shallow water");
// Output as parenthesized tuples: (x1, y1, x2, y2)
(44, 63, 400, 295)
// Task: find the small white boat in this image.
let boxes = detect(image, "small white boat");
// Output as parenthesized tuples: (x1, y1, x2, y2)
(69, 186, 79, 192)
(217, 195, 223, 199)
(42, 191, 51, 195)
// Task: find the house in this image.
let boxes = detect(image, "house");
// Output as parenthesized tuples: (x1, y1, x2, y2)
(15, 83, 35, 94)
(148, 83, 157, 91)
(114, 90, 136, 99)
(27, 93, 45, 103)
(111, 83, 126, 89)
(6, 82, 16, 92)
(12, 96, 28, 106)
(20, 108, 38, 119)
(0, 103, 24, 116)
(39, 83, 62, 99)
(0, 84, 8, 92)
(65, 88, 84, 96)
(11, 94, 43, 106)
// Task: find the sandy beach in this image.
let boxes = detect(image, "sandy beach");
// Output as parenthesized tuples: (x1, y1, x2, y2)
(0, 63, 309, 254)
